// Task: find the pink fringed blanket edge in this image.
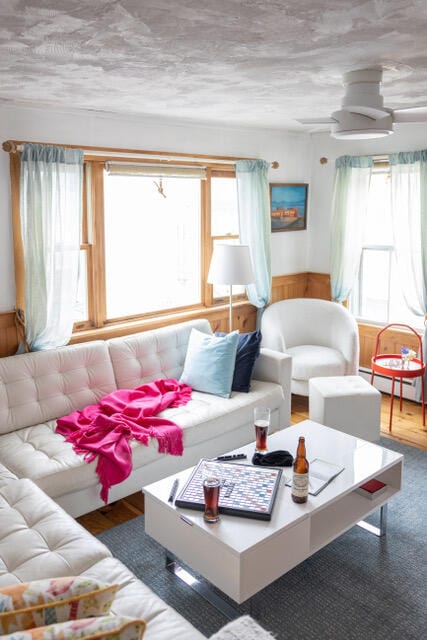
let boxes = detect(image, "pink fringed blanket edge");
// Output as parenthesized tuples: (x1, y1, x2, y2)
(56, 378, 192, 503)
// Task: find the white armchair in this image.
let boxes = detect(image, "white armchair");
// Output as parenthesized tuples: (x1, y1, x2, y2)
(260, 298, 359, 396)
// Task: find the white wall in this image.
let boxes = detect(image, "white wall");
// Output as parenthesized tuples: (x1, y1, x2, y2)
(0, 104, 311, 312)
(308, 123, 427, 274)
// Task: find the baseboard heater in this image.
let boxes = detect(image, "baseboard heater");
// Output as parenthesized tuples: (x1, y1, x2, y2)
(359, 367, 418, 402)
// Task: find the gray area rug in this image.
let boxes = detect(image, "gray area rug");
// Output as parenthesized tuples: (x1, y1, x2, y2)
(98, 438, 427, 639)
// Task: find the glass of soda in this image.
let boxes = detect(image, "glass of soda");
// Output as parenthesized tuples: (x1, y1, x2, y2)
(201, 462, 221, 523)
(254, 407, 270, 452)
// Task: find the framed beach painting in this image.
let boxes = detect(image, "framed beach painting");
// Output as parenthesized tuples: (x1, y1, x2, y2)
(270, 183, 308, 232)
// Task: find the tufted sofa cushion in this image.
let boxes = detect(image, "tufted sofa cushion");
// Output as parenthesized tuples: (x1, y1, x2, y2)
(0, 420, 100, 497)
(0, 480, 204, 640)
(0, 342, 117, 435)
(107, 320, 212, 389)
(0, 480, 111, 586)
(0, 463, 17, 488)
(83, 558, 204, 640)
(0, 380, 283, 502)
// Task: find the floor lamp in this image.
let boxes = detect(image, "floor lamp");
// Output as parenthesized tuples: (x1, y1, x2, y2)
(207, 244, 254, 333)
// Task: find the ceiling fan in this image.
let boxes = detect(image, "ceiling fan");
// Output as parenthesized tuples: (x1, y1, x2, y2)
(297, 68, 427, 139)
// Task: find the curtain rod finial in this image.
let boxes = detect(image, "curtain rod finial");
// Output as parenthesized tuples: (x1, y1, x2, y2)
(271, 161, 279, 169)
(2, 140, 17, 153)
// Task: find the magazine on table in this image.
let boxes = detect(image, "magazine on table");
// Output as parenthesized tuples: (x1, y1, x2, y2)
(285, 458, 344, 496)
(355, 478, 388, 499)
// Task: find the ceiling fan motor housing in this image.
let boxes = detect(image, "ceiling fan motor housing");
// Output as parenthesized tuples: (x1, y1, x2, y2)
(331, 109, 393, 139)
(341, 68, 390, 118)
(331, 68, 393, 138)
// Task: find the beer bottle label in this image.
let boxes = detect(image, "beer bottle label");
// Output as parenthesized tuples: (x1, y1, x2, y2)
(292, 472, 309, 497)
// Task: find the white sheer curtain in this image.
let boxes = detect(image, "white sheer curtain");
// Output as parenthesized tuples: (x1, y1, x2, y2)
(389, 150, 427, 401)
(330, 155, 373, 302)
(235, 159, 271, 327)
(20, 144, 84, 351)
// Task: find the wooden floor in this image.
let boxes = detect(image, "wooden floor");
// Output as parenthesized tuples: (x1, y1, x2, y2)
(77, 392, 426, 535)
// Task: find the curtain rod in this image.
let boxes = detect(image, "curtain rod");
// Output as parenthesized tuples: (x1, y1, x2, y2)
(2, 140, 280, 168)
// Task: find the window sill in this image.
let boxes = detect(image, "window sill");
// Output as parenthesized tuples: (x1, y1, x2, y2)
(69, 301, 255, 345)
(357, 320, 423, 335)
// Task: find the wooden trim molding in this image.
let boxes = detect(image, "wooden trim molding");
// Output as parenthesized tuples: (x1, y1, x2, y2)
(270, 272, 330, 303)
(0, 312, 20, 356)
(306, 272, 331, 299)
(67, 301, 257, 345)
(0, 272, 311, 357)
(271, 273, 308, 303)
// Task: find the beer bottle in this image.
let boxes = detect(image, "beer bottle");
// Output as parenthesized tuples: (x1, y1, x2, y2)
(291, 436, 309, 503)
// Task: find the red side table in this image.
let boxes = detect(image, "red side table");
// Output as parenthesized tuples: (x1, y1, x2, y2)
(370, 323, 425, 432)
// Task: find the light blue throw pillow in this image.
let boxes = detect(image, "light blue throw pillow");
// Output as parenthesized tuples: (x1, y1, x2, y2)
(180, 329, 239, 398)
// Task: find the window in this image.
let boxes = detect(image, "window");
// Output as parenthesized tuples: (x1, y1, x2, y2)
(349, 165, 423, 330)
(103, 173, 201, 319)
(72, 157, 240, 330)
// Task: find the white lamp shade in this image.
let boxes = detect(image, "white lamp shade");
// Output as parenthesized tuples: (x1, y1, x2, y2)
(207, 244, 254, 285)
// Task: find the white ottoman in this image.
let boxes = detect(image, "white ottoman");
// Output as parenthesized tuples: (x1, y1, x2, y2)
(309, 375, 381, 441)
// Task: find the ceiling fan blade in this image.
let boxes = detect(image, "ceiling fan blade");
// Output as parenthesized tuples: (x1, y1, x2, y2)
(296, 117, 337, 125)
(392, 107, 427, 123)
(344, 106, 390, 120)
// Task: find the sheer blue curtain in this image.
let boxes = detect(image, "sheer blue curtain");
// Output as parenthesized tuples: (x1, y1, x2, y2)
(235, 160, 271, 327)
(330, 155, 373, 302)
(20, 144, 84, 350)
(389, 150, 427, 401)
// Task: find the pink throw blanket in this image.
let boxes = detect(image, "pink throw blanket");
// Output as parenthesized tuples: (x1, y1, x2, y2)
(56, 378, 192, 503)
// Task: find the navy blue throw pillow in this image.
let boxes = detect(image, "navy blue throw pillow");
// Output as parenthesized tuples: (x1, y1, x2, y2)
(216, 330, 262, 392)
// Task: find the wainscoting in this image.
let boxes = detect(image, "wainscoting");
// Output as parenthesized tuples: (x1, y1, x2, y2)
(357, 321, 420, 369)
(0, 271, 322, 357)
(0, 311, 18, 358)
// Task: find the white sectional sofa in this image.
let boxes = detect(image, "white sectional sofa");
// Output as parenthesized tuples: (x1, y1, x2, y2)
(0, 319, 291, 517)
(0, 477, 275, 640)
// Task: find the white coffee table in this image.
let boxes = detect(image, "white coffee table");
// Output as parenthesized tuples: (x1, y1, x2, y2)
(143, 420, 403, 614)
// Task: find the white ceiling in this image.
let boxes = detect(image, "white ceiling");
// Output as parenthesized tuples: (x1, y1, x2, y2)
(1, 0, 427, 131)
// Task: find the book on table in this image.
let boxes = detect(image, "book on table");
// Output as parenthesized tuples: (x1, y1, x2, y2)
(285, 458, 345, 496)
(356, 478, 387, 499)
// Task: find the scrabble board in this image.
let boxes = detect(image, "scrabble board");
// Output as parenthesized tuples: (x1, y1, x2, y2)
(175, 459, 282, 521)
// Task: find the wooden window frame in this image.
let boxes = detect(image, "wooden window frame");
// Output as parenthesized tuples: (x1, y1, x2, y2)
(9, 147, 244, 338)
(209, 169, 245, 307)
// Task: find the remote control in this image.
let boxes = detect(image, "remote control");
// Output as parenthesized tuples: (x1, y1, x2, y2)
(215, 453, 247, 461)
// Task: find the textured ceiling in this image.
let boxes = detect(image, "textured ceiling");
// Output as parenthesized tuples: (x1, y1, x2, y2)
(1, 0, 427, 130)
